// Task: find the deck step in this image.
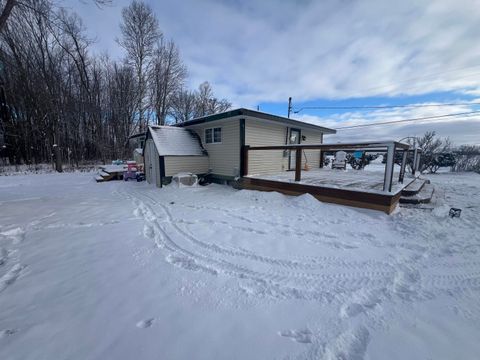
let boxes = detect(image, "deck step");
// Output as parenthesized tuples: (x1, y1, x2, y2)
(400, 203, 435, 210)
(400, 183, 435, 204)
(94, 175, 105, 182)
(401, 178, 427, 196)
(99, 171, 110, 177)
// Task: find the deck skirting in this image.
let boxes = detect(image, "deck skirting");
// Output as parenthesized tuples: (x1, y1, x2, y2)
(239, 177, 402, 214)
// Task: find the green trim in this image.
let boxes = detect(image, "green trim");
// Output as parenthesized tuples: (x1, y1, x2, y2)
(174, 108, 336, 134)
(161, 176, 172, 186)
(159, 156, 165, 187)
(207, 174, 236, 182)
(239, 118, 245, 176)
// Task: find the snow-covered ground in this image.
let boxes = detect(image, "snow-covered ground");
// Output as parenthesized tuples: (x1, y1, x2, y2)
(1, 172, 479, 360)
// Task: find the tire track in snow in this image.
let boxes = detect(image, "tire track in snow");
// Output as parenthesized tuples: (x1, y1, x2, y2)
(123, 189, 399, 301)
(0, 264, 24, 293)
(122, 186, 480, 306)
(134, 190, 386, 273)
(138, 191, 394, 273)
(119, 184, 480, 359)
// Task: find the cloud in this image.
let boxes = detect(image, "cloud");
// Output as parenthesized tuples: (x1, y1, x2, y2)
(295, 102, 480, 145)
(66, 0, 480, 106)
(63, 0, 480, 145)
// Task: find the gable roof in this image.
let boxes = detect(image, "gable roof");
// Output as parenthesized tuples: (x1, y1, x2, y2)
(148, 126, 206, 156)
(174, 108, 336, 134)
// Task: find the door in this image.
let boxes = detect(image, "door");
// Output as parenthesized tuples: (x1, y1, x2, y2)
(288, 128, 301, 170)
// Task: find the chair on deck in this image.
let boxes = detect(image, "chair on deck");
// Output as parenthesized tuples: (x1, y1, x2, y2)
(350, 150, 366, 170)
(332, 151, 347, 170)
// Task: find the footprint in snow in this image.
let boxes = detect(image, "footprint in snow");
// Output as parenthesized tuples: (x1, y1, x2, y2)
(278, 329, 313, 344)
(0, 227, 25, 244)
(143, 224, 155, 239)
(324, 326, 370, 360)
(0, 329, 18, 338)
(136, 318, 155, 329)
(340, 290, 383, 318)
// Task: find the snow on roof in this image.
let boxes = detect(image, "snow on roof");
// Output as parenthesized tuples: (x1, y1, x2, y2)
(148, 126, 206, 156)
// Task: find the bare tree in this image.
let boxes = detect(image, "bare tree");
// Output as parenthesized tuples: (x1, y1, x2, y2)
(170, 88, 196, 123)
(0, 0, 15, 33)
(0, 0, 232, 166)
(193, 81, 231, 118)
(150, 39, 186, 125)
(117, 0, 160, 132)
(452, 145, 480, 173)
(417, 131, 454, 173)
(0, 0, 112, 33)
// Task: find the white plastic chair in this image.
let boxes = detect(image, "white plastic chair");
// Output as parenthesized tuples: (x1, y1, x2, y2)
(332, 151, 347, 170)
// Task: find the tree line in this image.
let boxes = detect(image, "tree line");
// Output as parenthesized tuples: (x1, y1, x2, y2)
(0, 0, 231, 166)
(385, 131, 480, 174)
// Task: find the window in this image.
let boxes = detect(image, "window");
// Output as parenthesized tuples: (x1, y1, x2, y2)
(205, 127, 222, 144)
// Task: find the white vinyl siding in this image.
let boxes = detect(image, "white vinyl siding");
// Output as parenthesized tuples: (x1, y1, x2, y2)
(164, 156, 209, 176)
(301, 128, 322, 168)
(190, 119, 240, 177)
(245, 119, 287, 175)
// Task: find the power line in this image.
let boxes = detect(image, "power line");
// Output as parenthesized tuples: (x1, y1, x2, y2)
(294, 102, 480, 113)
(358, 65, 480, 93)
(334, 110, 480, 130)
(360, 71, 480, 94)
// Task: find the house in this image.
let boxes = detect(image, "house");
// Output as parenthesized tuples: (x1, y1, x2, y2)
(143, 108, 427, 213)
(143, 108, 336, 187)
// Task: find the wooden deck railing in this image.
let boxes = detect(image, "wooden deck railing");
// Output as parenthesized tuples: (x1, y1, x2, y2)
(241, 141, 419, 193)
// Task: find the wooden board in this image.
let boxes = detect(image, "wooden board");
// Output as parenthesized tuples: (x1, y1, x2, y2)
(239, 177, 401, 214)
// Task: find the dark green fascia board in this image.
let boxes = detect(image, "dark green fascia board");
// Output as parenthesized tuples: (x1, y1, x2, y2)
(207, 174, 237, 181)
(174, 108, 336, 134)
(161, 173, 232, 184)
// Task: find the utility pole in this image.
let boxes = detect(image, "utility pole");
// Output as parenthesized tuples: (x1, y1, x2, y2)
(287, 97, 292, 118)
(53, 144, 62, 173)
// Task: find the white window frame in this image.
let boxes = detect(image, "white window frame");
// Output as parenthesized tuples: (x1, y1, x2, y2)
(205, 127, 222, 144)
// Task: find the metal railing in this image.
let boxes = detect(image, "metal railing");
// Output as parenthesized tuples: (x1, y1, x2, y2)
(241, 141, 420, 193)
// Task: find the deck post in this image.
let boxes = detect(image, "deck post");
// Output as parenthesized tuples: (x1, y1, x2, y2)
(241, 145, 249, 176)
(295, 147, 302, 181)
(383, 143, 395, 192)
(399, 149, 408, 183)
(412, 147, 418, 175)
(319, 150, 324, 168)
(413, 149, 421, 175)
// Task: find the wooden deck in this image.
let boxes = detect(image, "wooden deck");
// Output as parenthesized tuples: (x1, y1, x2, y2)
(239, 173, 413, 214)
(239, 141, 422, 214)
(248, 167, 408, 194)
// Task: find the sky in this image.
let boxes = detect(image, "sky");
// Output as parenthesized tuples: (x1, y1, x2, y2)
(65, 0, 480, 145)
